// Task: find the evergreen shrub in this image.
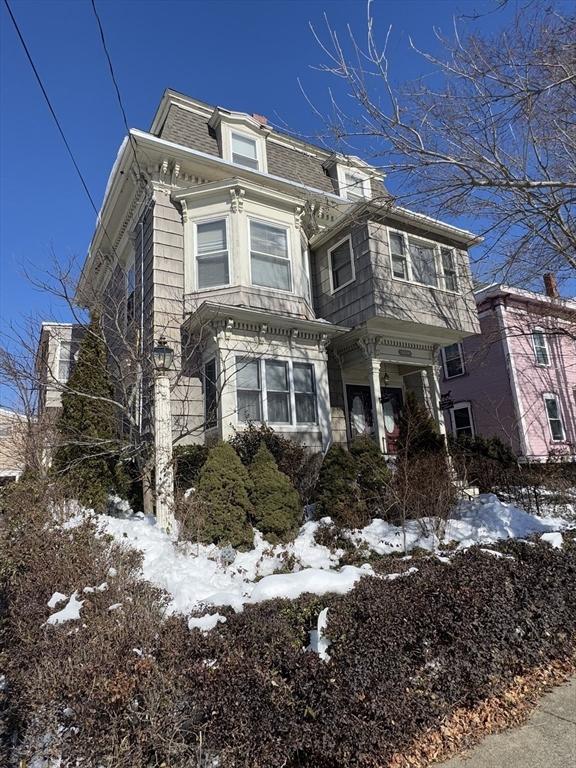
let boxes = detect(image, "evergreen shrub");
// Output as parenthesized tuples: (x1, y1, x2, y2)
(193, 442, 254, 549)
(313, 444, 370, 528)
(249, 444, 302, 542)
(397, 391, 445, 458)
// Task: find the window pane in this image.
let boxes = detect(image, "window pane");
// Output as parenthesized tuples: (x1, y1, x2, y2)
(268, 392, 290, 423)
(390, 233, 404, 255)
(392, 255, 408, 279)
(545, 397, 564, 440)
(236, 359, 259, 390)
(533, 331, 549, 365)
(453, 406, 473, 436)
(444, 343, 464, 377)
(250, 221, 288, 258)
(293, 363, 314, 393)
(441, 248, 458, 291)
(252, 253, 291, 290)
(238, 391, 261, 422)
(296, 393, 316, 423)
(198, 254, 229, 289)
(344, 172, 365, 201)
(409, 241, 438, 286)
(331, 240, 353, 289)
(266, 360, 288, 392)
(232, 133, 257, 161)
(197, 220, 227, 254)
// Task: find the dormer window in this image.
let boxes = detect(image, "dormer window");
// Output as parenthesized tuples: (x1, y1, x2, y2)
(342, 169, 371, 201)
(231, 132, 259, 170)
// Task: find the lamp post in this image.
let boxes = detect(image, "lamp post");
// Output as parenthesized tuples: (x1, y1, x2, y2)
(153, 336, 175, 532)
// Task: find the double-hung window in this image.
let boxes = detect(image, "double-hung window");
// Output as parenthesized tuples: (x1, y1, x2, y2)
(343, 171, 369, 201)
(58, 341, 78, 383)
(196, 219, 229, 289)
(389, 232, 408, 280)
(409, 239, 438, 287)
(441, 248, 458, 291)
(250, 220, 291, 291)
(329, 236, 355, 291)
(532, 329, 550, 366)
(236, 358, 262, 422)
(543, 394, 565, 441)
(231, 132, 259, 170)
(442, 343, 465, 378)
(236, 358, 317, 426)
(450, 402, 474, 438)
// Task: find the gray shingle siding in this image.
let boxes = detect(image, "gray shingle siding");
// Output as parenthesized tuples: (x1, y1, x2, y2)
(160, 104, 220, 157)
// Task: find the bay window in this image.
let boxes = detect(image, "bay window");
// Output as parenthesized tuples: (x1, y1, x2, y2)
(236, 357, 317, 426)
(329, 236, 355, 292)
(543, 394, 565, 441)
(250, 220, 292, 291)
(388, 228, 459, 291)
(196, 219, 229, 289)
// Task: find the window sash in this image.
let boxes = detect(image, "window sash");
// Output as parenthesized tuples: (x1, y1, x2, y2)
(544, 396, 565, 441)
(452, 404, 473, 437)
(250, 221, 291, 291)
(532, 330, 549, 366)
(441, 248, 458, 291)
(330, 238, 354, 290)
(409, 240, 438, 287)
(235, 357, 317, 425)
(390, 230, 460, 290)
(443, 343, 464, 378)
(231, 132, 259, 170)
(58, 341, 78, 382)
(196, 220, 230, 289)
(344, 172, 366, 201)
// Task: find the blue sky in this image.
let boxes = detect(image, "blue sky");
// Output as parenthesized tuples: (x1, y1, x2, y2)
(0, 0, 572, 372)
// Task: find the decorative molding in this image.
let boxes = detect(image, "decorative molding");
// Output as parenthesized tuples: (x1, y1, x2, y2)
(229, 186, 245, 213)
(357, 335, 382, 359)
(179, 199, 188, 224)
(258, 323, 268, 343)
(289, 328, 299, 348)
(294, 206, 305, 230)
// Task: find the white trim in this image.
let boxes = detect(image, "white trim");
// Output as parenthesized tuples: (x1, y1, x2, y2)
(531, 326, 551, 367)
(328, 234, 356, 294)
(543, 392, 566, 442)
(386, 227, 461, 293)
(192, 215, 231, 292)
(441, 342, 466, 379)
(336, 165, 372, 201)
(229, 129, 262, 172)
(495, 303, 530, 457)
(248, 216, 293, 294)
(449, 401, 475, 437)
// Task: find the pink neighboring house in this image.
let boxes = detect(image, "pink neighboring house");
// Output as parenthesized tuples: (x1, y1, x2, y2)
(440, 276, 576, 461)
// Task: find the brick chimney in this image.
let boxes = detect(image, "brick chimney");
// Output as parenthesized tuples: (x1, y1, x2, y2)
(543, 272, 560, 299)
(252, 113, 268, 126)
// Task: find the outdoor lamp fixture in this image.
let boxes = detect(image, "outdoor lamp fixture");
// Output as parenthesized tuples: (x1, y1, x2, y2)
(383, 367, 390, 386)
(153, 336, 174, 372)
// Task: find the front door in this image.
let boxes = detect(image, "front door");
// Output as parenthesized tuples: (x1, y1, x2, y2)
(381, 387, 403, 454)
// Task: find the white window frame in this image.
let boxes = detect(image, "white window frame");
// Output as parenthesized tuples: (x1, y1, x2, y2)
(193, 215, 231, 291)
(387, 228, 460, 293)
(441, 342, 466, 379)
(531, 327, 550, 367)
(248, 217, 292, 294)
(336, 165, 372, 201)
(229, 129, 262, 172)
(235, 356, 318, 427)
(328, 234, 356, 294)
(450, 401, 475, 438)
(543, 393, 566, 442)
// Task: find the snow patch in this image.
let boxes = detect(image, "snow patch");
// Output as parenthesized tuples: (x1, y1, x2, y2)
(45, 591, 83, 626)
(540, 531, 564, 549)
(188, 613, 227, 633)
(47, 592, 67, 609)
(309, 607, 330, 661)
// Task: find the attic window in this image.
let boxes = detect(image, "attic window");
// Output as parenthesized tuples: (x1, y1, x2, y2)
(337, 166, 371, 201)
(231, 132, 259, 170)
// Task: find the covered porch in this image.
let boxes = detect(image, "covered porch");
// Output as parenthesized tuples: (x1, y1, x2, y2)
(330, 331, 446, 455)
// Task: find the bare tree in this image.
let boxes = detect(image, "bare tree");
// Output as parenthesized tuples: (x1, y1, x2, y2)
(311, 1, 576, 285)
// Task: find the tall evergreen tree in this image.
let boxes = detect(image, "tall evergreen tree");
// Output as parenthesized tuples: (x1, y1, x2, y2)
(396, 391, 445, 459)
(249, 444, 302, 543)
(53, 314, 120, 510)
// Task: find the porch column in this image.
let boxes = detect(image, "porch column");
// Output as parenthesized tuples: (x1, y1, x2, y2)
(154, 373, 176, 533)
(368, 359, 388, 453)
(425, 364, 447, 439)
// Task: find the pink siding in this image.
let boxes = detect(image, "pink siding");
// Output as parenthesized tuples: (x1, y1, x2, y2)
(443, 289, 576, 460)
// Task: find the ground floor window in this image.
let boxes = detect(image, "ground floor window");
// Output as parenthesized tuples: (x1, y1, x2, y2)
(450, 402, 474, 437)
(543, 393, 565, 441)
(236, 357, 317, 426)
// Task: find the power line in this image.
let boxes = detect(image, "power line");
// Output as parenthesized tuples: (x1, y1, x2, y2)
(89, 0, 144, 181)
(3, 0, 118, 254)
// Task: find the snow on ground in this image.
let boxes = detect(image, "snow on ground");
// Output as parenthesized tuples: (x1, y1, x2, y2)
(45, 592, 84, 626)
(90, 492, 571, 628)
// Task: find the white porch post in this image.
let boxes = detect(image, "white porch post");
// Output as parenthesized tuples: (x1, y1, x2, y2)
(368, 358, 388, 453)
(425, 364, 447, 440)
(154, 373, 175, 532)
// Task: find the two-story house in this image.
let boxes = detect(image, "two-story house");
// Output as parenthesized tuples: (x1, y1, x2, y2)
(440, 276, 576, 460)
(60, 90, 481, 457)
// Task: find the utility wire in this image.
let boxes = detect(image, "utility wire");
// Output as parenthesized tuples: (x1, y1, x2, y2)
(89, 0, 144, 181)
(3, 0, 118, 253)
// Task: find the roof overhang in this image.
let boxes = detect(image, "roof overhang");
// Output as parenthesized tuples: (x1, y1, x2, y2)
(474, 284, 576, 312)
